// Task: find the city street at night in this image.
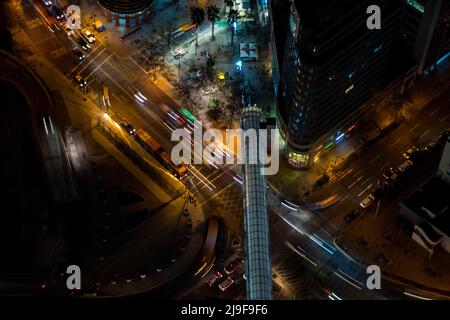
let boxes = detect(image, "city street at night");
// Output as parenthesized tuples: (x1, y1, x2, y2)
(0, 0, 450, 316)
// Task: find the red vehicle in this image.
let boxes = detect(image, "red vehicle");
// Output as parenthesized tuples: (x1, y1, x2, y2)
(205, 272, 223, 287)
(224, 258, 244, 275)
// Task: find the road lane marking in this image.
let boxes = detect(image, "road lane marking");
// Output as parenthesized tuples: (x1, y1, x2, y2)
(409, 123, 420, 132)
(441, 114, 450, 122)
(357, 183, 373, 197)
(430, 106, 440, 116)
(420, 129, 430, 138)
(130, 55, 149, 74)
(339, 168, 353, 180)
(334, 271, 363, 290)
(361, 178, 371, 186)
(389, 138, 400, 147)
(381, 161, 391, 171)
(369, 153, 381, 163)
(85, 53, 114, 80)
(347, 176, 363, 189)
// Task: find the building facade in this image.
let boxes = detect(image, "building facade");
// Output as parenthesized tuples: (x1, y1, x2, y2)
(271, 0, 401, 168)
(399, 0, 450, 75)
(99, 0, 153, 27)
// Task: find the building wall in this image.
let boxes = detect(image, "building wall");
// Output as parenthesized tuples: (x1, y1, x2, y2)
(438, 132, 450, 184)
(274, 0, 402, 168)
(400, 0, 450, 75)
(99, 0, 152, 27)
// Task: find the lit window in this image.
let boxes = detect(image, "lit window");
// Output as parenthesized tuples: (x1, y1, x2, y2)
(406, 0, 425, 13)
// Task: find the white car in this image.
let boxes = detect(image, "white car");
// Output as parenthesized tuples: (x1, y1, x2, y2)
(402, 146, 418, 159)
(82, 29, 96, 43)
(360, 194, 375, 208)
(398, 160, 413, 172)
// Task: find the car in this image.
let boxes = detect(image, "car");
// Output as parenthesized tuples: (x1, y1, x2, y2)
(382, 167, 399, 181)
(41, 0, 53, 7)
(382, 168, 398, 182)
(381, 180, 395, 190)
(76, 37, 91, 51)
(218, 277, 234, 292)
(65, 26, 75, 37)
(72, 48, 85, 60)
(402, 146, 419, 160)
(344, 210, 360, 222)
(398, 160, 414, 172)
(372, 184, 387, 198)
(52, 6, 65, 20)
(120, 120, 136, 135)
(71, 73, 87, 87)
(424, 140, 437, 152)
(360, 194, 375, 208)
(81, 29, 96, 43)
(204, 272, 223, 287)
(224, 258, 243, 275)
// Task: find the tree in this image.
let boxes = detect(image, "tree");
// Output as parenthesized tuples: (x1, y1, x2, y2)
(190, 6, 205, 55)
(207, 5, 221, 40)
(227, 8, 238, 47)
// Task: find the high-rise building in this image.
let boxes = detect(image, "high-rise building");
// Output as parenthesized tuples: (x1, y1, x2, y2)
(98, 0, 153, 27)
(438, 130, 450, 184)
(271, 0, 402, 168)
(241, 106, 272, 300)
(399, 0, 450, 75)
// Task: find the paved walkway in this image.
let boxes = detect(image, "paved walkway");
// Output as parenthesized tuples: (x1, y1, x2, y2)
(95, 193, 205, 297)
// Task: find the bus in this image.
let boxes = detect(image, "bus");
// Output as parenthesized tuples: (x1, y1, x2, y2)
(135, 128, 188, 179)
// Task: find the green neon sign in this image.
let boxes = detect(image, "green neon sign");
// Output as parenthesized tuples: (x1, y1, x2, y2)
(181, 108, 197, 121)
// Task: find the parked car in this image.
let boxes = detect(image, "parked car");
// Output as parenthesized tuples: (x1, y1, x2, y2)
(382, 167, 399, 181)
(224, 258, 244, 275)
(72, 48, 85, 60)
(65, 24, 75, 37)
(52, 6, 65, 20)
(81, 29, 96, 43)
(344, 210, 360, 222)
(424, 140, 438, 152)
(41, 0, 53, 7)
(360, 194, 375, 208)
(76, 37, 91, 51)
(402, 146, 419, 160)
(218, 277, 234, 292)
(398, 160, 414, 172)
(372, 184, 387, 197)
(71, 73, 86, 87)
(204, 272, 223, 287)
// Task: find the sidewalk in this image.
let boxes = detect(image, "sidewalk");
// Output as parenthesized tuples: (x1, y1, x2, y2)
(95, 193, 206, 297)
(335, 208, 450, 298)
